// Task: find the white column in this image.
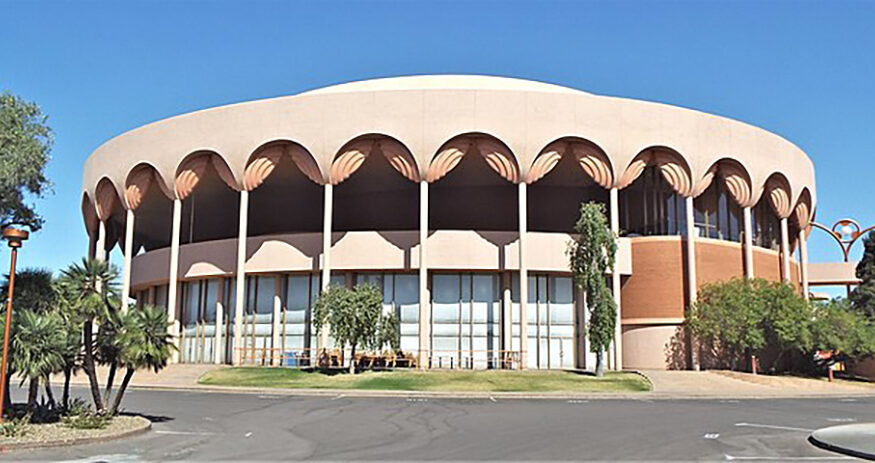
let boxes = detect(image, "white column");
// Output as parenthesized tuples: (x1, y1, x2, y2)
(167, 198, 182, 364)
(272, 277, 282, 366)
(418, 181, 430, 369)
(780, 217, 791, 282)
(609, 187, 623, 370)
(233, 191, 248, 365)
(743, 206, 754, 279)
(518, 182, 529, 370)
(502, 272, 512, 369)
(121, 209, 135, 311)
(800, 229, 809, 299)
(95, 220, 107, 262)
(685, 195, 699, 370)
(215, 278, 225, 364)
(319, 184, 333, 350)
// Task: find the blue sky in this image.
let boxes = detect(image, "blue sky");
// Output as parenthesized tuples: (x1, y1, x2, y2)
(1, 0, 873, 281)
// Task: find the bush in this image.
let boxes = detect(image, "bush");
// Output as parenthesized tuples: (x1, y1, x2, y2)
(61, 398, 91, 418)
(61, 412, 111, 430)
(0, 416, 29, 438)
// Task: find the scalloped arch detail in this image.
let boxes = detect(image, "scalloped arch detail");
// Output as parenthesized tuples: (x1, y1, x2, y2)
(793, 188, 812, 229)
(330, 137, 419, 185)
(765, 174, 792, 219)
(81, 193, 98, 236)
(617, 148, 692, 196)
(95, 178, 119, 221)
(527, 140, 613, 188)
(175, 153, 239, 200)
(720, 161, 753, 207)
(124, 165, 155, 210)
(427, 135, 518, 183)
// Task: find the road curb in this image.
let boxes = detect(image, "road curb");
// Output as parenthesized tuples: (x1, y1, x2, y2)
(809, 424, 875, 461)
(0, 416, 151, 453)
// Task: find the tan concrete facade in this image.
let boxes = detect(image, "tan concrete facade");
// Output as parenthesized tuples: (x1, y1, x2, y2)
(81, 75, 817, 371)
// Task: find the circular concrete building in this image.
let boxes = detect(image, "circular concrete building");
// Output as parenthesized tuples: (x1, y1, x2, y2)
(81, 75, 816, 370)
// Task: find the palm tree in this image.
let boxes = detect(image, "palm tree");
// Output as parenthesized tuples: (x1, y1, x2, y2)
(11, 310, 65, 414)
(53, 279, 83, 409)
(58, 258, 119, 413)
(110, 305, 173, 414)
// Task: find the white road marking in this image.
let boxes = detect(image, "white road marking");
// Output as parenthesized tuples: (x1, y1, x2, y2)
(703, 433, 720, 439)
(567, 399, 589, 404)
(725, 455, 853, 461)
(734, 422, 813, 432)
(489, 396, 497, 402)
(57, 455, 142, 463)
(826, 417, 857, 422)
(154, 430, 217, 436)
(244, 431, 253, 438)
(332, 394, 346, 400)
(721, 399, 740, 403)
(258, 395, 281, 399)
(406, 397, 428, 402)
(839, 398, 857, 402)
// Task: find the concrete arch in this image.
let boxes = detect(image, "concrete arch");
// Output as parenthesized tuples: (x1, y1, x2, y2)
(81, 192, 98, 237)
(694, 158, 754, 207)
(244, 140, 323, 190)
(330, 134, 420, 185)
(427, 133, 519, 183)
(617, 146, 693, 196)
(793, 187, 813, 230)
(763, 172, 793, 219)
(124, 162, 172, 210)
(527, 137, 614, 188)
(95, 177, 123, 222)
(175, 151, 239, 200)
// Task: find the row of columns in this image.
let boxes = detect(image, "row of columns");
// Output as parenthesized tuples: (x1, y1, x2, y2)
(108, 180, 808, 370)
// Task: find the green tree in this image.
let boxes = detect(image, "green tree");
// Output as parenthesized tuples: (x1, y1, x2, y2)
(811, 298, 875, 369)
(109, 305, 173, 414)
(11, 310, 65, 414)
(0, 92, 53, 231)
(58, 258, 119, 413)
(850, 231, 875, 319)
(312, 284, 399, 374)
(689, 278, 766, 370)
(759, 279, 813, 370)
(567, 201, 617, 377)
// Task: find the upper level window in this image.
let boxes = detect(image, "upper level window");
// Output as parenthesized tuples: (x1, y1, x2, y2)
(752, 198, 780, 251)
(694, 179, 742, 242)
(619, 166, 686, 237)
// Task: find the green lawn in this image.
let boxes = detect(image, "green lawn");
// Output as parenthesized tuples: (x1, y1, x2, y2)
(198, 368, 651, 393)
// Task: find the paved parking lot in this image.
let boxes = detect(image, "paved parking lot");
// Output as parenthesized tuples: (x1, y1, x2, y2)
(4, 386, 872, 461)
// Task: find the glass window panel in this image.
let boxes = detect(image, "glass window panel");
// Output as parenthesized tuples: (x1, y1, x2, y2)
(432, 274, 460, 323)
(255, 277, 275, 314)
(204, 280, 218, 323)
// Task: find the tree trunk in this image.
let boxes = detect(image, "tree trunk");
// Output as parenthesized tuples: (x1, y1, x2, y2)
(44, 376, 56, 410)
(82, 318, 105, 413)
(104, 360, 117, 405)
(62, 367, 71, 409)
(26, 377, 39, 415)
(349, 345, 357, 374)
(595, 350, 605, 377)
(110, 368, 135, 415)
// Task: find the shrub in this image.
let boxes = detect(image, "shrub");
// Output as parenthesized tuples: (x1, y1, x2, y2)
(0, 416, 29, 438)
(61, 412, 111, 430)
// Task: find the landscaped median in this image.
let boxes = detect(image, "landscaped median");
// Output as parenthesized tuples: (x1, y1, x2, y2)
(198, 368, 651, 394)
(0, 415, 151, 451)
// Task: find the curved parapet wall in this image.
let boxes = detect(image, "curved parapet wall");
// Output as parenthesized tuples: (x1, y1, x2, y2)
(82, 75, 816, 228)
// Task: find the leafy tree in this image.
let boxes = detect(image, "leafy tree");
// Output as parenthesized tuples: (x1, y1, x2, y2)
(0, 92, 53, 231)
(851, 231, 875, 319)
(689, 278, 766, 370)
(759, 279, 813, 370)
(811, 298, 875, 369)
(11, 310, 65, 414)
(58, 258, 119, 413)
(109, 305, 173, 414)
(567, 201, 617, 377)
(312, 284, 400, 374)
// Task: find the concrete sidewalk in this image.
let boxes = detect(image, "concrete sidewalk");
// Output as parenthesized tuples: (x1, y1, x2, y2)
(55, 365, 875, 400)
(810, 423, 875, 460)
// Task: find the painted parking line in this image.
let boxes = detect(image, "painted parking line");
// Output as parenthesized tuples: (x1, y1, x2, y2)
(703, 433, 720, 439)
(734, 422, 813, 432)
(154, 430, 218, 436)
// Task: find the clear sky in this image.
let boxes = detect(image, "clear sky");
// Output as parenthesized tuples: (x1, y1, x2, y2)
(1, 1, 873, 286)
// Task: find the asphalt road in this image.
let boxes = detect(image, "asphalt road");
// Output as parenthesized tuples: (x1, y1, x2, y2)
(4, 386, 872, 461)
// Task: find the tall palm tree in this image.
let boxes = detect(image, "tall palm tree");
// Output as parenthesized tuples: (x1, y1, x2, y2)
(110, 305, 173, 414)
(58, 258, 119, 413)
(12, 310, 65, 414)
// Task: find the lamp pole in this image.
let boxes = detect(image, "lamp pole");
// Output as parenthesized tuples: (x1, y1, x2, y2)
(0, 227, 29, 422)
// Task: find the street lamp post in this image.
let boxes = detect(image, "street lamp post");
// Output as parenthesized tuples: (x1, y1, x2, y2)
(0, 227, 29, 422)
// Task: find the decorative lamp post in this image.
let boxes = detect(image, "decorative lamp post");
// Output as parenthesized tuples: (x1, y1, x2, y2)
(810, 219, 875, 297)
(0, 226, 29, 422)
